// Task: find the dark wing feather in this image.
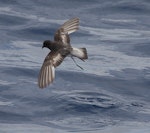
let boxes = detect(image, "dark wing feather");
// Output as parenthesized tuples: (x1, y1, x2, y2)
(38, 51, 65, 88)
(54, 18, 79, 44)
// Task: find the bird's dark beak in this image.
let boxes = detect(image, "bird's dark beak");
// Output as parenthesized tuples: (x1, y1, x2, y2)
(42, 46, 44, 49)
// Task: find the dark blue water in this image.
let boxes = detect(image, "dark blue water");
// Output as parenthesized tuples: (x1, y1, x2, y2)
(0, 0, 150, 132)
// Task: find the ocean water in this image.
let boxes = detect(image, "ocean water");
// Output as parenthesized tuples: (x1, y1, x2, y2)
(0, 0, 150, 132)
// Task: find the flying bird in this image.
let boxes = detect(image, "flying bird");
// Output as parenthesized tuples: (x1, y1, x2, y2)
(38, 18, 88, 88)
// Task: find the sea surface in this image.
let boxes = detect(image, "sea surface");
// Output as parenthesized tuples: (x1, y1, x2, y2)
(0, 0, 150, 132)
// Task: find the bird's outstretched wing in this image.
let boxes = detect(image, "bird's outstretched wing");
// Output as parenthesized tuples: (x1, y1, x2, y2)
(38, 51, 65, 88)
(54, 18, 79, 44)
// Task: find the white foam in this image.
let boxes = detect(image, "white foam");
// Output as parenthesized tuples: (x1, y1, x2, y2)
(0, 40, 44, 68)
(0, 80, 15, 85)
(0, 6, 65, 25)
(0, 7, 11, 12)
(0, 122, 149, 133)
(0, 124, 65, 133)
(0, 101, 12, 106)
(101, 18, 137, 23)
(88, 44, 150, 76)
(81, 26, 150, 41)
(98, 122, 150, 133)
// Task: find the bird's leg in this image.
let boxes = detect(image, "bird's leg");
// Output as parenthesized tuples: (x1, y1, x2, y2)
(71, 56, 84, 70)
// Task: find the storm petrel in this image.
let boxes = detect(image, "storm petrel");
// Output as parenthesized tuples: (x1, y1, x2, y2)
(38, 18, 88, 88)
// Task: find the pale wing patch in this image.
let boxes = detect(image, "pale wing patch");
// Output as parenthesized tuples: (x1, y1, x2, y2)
(51, 65, 55, 81)
(60, 33, 68, 44)
(52, 53, 64, 67)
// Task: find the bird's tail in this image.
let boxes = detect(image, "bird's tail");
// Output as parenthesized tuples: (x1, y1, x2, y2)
(71, 47, 88, 60)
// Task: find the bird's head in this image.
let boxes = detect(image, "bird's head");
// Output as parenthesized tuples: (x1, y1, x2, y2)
(42, 40, 53, 49)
